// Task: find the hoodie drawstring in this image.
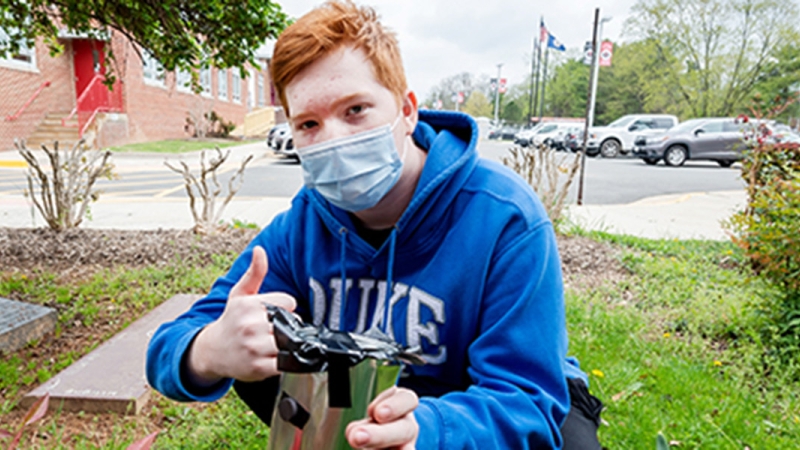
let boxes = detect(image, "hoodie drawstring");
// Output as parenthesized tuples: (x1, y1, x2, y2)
(382, 227, 398, 334)
(336, 225, 398, 335)
(339, 227, 348, 331)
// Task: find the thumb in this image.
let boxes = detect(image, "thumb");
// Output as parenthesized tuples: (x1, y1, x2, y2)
(230, 246, 268, 297)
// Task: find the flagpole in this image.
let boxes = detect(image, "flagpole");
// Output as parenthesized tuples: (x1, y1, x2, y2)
(538, 45, 549, 122)
(588, 17, 612, 128)
(578, 8, 600, 206)
(493, 63, 503, 125)
(527, 36, 538, 126)
(532, 16, 543, 124)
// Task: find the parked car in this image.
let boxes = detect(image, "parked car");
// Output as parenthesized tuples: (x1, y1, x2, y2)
(514, 124, 544, 147)
(632, 117, 747, 167)
(267, 122, 297, 161)
(530, 122, 581, 148)
(544, 124, 588, 151)
(489, 125, 519, 141)
(562, 126, 587, 152)
(587, 114, 679, 158)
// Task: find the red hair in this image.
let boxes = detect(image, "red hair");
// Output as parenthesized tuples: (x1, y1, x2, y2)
(271, 1, 407, 116)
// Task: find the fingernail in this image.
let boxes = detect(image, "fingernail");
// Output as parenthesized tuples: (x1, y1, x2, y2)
(378, 405, 391, 420)
(354, 430, 370, 446)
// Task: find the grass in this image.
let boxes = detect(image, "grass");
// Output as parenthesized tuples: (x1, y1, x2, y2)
(568, 231, 800, 448)
(2, 232, 800, 448)
(106, 139, 260, 154)
(0, 253, 236, 416)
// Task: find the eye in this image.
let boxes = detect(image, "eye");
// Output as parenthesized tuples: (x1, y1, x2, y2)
(347, 104, 364, 116)
(297, 120, 318, 131)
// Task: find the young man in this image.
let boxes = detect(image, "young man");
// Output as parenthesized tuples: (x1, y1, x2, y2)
(146, 1, 601, 448)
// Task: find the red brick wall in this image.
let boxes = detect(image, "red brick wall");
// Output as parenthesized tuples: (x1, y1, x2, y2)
(2, 31, 275, 150)
(0, 38, 75, 151)
(121, 37, 272, 146)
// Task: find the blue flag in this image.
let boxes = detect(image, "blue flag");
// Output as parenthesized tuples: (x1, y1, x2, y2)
(547, 33, 566, 52)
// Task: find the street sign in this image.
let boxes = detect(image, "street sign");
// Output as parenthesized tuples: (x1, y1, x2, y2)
(599, 41, 614, 66)
(583, 41, 593, 65)
(498, 78, 507, 94)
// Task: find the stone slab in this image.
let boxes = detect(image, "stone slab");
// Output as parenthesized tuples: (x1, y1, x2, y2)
(22, 293, 202, 415)
(0, 297, 57, 353)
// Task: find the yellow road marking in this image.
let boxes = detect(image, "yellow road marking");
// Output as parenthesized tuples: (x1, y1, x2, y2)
(0, 161, 27, 168)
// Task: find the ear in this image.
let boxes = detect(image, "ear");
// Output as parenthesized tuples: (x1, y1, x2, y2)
(401, 90, 419, 135)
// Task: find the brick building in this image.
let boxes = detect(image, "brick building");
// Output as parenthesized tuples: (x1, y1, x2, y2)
(1, 29, 275, 151)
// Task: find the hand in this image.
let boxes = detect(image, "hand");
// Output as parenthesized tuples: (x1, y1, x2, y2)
(345, 386, 419, 450)
(187, 246, 296, 384)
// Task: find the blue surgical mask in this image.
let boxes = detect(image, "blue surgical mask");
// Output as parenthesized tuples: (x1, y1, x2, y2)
(297, 116, 406, 212)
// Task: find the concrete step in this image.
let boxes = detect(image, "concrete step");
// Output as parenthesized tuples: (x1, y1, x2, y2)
(22, 293, 202, 415)
(41, 118, 78, 127)
(0, 298, 57, 353)
(29, 130, 79, 138)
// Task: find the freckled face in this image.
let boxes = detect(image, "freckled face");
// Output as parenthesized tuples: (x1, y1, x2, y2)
(285, 46, 403, 149)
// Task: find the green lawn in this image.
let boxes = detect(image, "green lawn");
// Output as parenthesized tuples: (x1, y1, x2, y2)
(2, 232, 799, 448)
(569, 233, 800, 448)
(106, 139, 261, 154)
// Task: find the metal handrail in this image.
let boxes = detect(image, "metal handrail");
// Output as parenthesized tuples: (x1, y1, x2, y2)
(62, 74, 105, 127)
(5, 81, 51, 121)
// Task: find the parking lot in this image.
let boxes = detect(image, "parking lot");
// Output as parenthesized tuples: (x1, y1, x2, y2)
(477, 140, 746, 205)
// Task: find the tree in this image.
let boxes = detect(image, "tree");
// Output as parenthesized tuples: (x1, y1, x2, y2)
(0, 1, 289, 79)
(462, 91, 493, 118)
(594, 40, 680, 124)
(544, 59, 590, 119)
(625, 0, 800, 118)
(500, 99, 523, 124)
(749, 43, 800, 120)
(424, 72, 491, 111)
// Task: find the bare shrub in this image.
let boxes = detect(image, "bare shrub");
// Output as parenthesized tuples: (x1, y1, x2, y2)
(15, 139, 114, 231)
(502, 144, 582, 225)
(165, 147, 254, 235)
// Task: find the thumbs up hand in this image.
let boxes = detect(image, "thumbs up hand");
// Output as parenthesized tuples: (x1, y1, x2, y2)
(187, 246, 297, 385)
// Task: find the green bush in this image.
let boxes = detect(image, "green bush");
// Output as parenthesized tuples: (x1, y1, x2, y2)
(727, 114, 800, 362)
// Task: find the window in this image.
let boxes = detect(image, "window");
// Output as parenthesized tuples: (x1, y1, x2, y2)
(232, 70, 241, 103)
(199, 66, 211, 96)
(538, 124, 557, 134)
(258, 74, 265, 107)
(0, 27, 36, 71)
(629, 120, 653, 132)
(176, 68, 192, 92)
(654, 118, 675, 129)
(142, 51, 165, 86)
(700, 121, 724, 133)
(723, 121, 743, 133)
(218, 69, 228, 101)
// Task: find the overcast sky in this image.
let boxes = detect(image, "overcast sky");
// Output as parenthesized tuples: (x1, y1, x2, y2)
(278, 0, 640, 100)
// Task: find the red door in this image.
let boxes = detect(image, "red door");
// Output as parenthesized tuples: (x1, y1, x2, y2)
(72, 39, 106, 98)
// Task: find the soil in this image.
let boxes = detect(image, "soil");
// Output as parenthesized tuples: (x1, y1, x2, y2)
(0, 227, 625, 282)
(0, 227, 628, 447)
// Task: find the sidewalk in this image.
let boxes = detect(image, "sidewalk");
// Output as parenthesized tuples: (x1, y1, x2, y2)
(1, 146, 747, 240)
(565, 190, 746, 241)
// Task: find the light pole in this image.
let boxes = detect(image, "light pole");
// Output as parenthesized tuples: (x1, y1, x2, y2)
(493, 63, 503, 126)
(587, 16, 612, 128)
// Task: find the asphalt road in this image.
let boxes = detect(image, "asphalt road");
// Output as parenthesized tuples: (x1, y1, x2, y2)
(0, 140, 747, 205)
(477, 140, 746, 204)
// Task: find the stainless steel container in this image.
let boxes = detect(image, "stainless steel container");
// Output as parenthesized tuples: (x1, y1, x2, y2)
(265, 306, 422, 450)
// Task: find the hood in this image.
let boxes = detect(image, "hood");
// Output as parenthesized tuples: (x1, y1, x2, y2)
(303, 110, 480, 263)
(588, 126, 612, 134)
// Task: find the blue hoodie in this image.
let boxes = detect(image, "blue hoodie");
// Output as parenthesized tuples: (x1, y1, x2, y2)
(147, 110, 577, 449)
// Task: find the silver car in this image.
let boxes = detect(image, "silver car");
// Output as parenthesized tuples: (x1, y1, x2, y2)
(632, 118, 747, 167)
(267, 122, 298, 161)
